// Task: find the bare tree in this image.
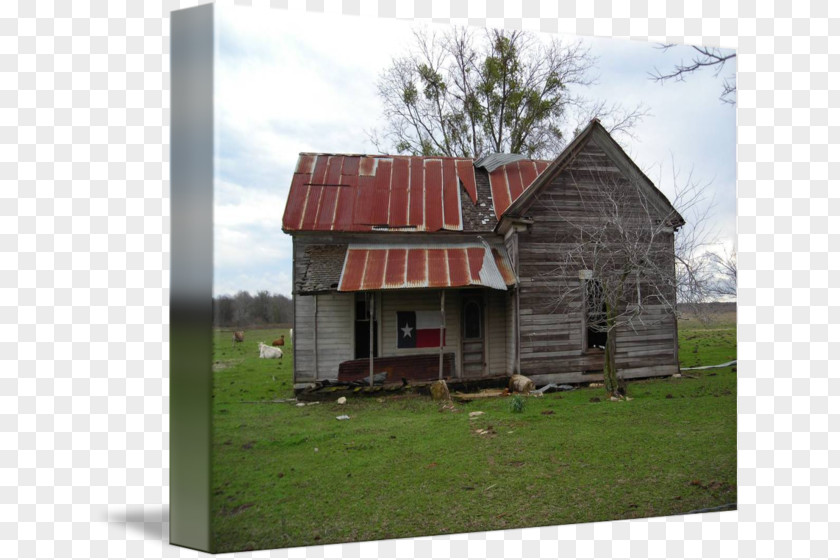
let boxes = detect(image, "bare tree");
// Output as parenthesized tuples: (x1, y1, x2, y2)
(705, 244, 737, 297)
(650, 45, 736, 105)
(371, 26, 649, 159)
(538, 156, 714, 398)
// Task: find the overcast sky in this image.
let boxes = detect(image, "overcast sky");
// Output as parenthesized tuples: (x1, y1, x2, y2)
(213, 5, 736, 298)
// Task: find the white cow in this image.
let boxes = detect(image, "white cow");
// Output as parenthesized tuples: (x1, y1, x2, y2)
(258, 342, 283, 359)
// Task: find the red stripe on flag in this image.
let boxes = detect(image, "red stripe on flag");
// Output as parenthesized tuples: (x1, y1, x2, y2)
(416, 328, 445, 348)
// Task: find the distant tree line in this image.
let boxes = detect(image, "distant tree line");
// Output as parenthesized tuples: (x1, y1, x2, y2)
(213, 291, 294, 327)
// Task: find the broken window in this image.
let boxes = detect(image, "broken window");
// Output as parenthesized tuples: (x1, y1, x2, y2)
(585, 278, 608, 349)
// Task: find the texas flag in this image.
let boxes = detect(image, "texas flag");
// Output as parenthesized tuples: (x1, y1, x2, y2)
(397, 311, 446, 348)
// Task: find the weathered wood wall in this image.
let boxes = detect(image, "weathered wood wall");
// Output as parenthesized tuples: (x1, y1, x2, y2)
(514, 137, 679, 383)
(292, 237, 355, 383)
(292, 292, 354, 382)
(505, 290, 516, 375)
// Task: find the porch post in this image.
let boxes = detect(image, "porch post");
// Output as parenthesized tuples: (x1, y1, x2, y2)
(313, 294, 318, 378)
(369, 292, 374, 387)
(438, 290, 445, 380)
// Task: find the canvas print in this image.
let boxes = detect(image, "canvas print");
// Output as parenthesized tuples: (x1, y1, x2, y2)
(203, 5, 736, 553)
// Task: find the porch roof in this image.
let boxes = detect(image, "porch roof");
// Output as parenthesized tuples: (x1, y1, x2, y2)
(336, 241, 517, 292)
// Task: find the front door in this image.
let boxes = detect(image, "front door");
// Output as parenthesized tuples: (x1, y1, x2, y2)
(461, 293, 485, 378)
(354, 293, 378, 359)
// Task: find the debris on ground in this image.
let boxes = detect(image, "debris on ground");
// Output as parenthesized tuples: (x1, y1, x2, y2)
(337, 396, 347, 404)
(682, 360, 737, 371)
(468, 411, 485, 418)
(541, 410, 555, 415)
(296, 402, 306, 407)
(453, 388, 507, 402)
(532, 383, 576, 394)
(589, 382, 604, 388)
(508, 374, 535, 393)
(336, 415, 350, 421)
(533, 383, 556, 394)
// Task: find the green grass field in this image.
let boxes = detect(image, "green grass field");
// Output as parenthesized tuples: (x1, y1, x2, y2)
(211, 317, 736, 552)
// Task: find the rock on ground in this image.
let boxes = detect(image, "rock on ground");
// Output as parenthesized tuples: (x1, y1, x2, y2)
(429, 379, 451, 401)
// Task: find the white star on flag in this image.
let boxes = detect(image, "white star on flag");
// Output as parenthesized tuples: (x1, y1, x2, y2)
(401, 323, 414, 339)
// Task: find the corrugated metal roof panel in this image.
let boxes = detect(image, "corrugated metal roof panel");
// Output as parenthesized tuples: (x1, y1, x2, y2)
(405, 247, 427, 288)
(474, 153, 527, 172)
(486, 159, 552, 219)
(442, 159, 461, 230)
(408, 156, 425, 227)
(333, 165, 356, 231)
(423, 159, 443, 232)
(337, 248, 366, 292)
(488, 166, 512, 219)
(446, 248, 470, 286)
(281, 153, 550, 232)
(389, 157, 410, 226)
(337, 242, 517, 292)
(361, 248, 387, 289)
(455, 159, 477, 204)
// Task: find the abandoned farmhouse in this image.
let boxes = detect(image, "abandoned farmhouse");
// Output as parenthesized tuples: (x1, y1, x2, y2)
(281, 120, 684, 390)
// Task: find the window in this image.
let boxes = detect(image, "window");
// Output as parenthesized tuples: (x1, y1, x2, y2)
(584, 278, 607, 349)
(463, 300, 482, 340)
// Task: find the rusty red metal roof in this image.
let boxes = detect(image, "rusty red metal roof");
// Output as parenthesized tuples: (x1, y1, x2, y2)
(487, 159, 550, 219)
(336, 243, 517, 291)
(282, 153, 547, 232)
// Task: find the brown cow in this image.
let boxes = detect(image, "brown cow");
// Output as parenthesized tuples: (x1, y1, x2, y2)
(232, 331, 245, 345)
(272, 335, 285, 347)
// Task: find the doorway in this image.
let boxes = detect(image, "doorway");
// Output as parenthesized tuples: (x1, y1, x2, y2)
(354, 292, 378, 359)
(461, 292, 485, 378)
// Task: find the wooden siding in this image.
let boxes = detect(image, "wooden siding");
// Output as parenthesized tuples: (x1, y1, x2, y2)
(313, 292, 354, 379)
(293, 237, 355, 383)
(292, 293, 354, 381)
(485, 289, 507, 376)
(515, 138, 679, 379)
(293, 294, 316, 381)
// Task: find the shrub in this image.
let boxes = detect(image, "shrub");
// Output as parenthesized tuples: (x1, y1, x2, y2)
(509, 394, 525, 413)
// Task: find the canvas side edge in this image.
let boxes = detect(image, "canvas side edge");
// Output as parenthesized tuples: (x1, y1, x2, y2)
(169, 3, 214, 553)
